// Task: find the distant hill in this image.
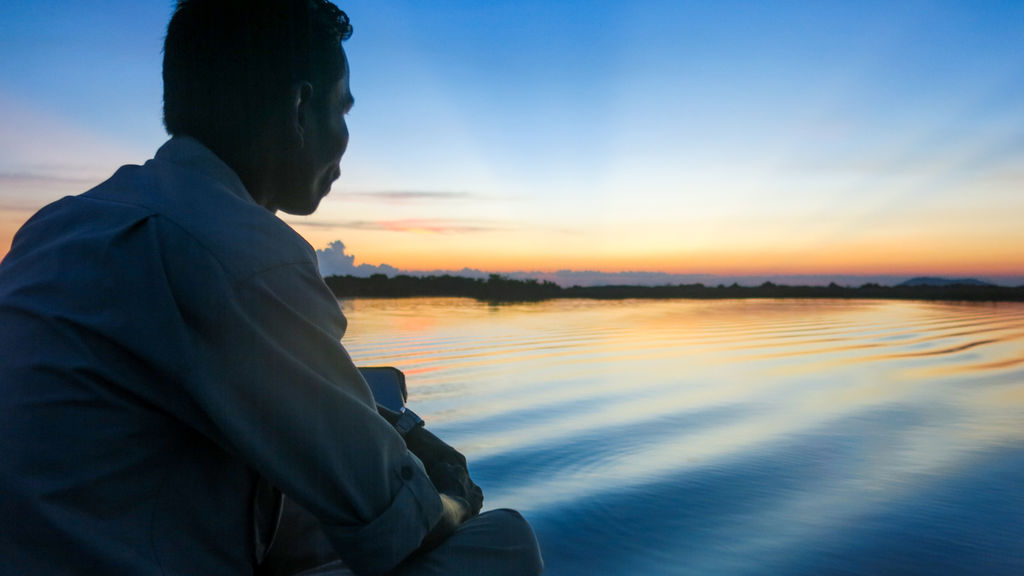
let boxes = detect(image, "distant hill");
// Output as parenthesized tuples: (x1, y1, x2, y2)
(899, 277, 994, 287)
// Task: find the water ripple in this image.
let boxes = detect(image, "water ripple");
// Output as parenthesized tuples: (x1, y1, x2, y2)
(341, 298, 1024, 575)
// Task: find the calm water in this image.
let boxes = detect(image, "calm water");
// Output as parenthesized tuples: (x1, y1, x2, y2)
(341, 298, 1024, 576)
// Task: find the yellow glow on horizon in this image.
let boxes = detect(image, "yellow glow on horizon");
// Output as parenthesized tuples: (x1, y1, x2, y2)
(3, 200, 1021, 280)
(277, 192, 1024, 280)
(283, 217, 1023, 279)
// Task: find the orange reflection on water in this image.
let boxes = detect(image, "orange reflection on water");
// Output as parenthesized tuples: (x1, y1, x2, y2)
(341, 297, 1024, 510)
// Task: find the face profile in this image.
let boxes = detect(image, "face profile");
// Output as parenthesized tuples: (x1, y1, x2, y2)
(267, 59, 354, 216)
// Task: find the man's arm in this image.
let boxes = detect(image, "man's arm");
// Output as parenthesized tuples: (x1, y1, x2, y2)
(377, 405, 484, 516)
(170, 254, 444, 576)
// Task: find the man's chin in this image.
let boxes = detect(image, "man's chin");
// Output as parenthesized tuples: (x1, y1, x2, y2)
(273, 179, 332, 215)
(274, 192, 324, 216)
(278, 200, 321, 216)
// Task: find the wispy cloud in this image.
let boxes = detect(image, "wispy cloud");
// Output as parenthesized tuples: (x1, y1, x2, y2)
(0, 172, 105, 188)
(292, 218, 510, 234)
(377, 219, 505, 234)
(335, 190, 480, 204)
(0, 171, 109, 215)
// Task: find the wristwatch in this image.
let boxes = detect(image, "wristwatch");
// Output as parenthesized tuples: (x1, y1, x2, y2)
(393, 406, 424, 437)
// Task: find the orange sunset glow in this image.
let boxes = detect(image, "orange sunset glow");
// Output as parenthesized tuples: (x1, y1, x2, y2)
(3, 2, 1023, 286)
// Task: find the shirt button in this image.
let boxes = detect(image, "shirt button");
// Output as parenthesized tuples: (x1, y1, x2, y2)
(401, 466, 414, 481)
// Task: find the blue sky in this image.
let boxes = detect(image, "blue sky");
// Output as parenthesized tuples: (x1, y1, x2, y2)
(2, 1, 1023, 283)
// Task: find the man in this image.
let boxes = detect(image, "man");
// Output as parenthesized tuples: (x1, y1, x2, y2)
(0, 1, 543, 574)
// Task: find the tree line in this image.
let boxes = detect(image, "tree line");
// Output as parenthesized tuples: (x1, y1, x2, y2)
(323, 274, 1024, 303)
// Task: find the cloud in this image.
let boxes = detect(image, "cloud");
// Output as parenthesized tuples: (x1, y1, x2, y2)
(297, 218, 508, 234)
(0, 95, 146, 216)
(376, 219, 505, 234)
(315, 240, 401, 277)
(336, 190, 477, 203)
(0, 170, 111, 214)
(0, 171, 106, 189)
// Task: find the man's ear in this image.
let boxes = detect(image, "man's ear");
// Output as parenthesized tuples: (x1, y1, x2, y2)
(290, 81, 315, 147)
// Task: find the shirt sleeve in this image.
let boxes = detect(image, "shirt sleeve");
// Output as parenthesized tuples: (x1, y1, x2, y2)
(175, 256, 443, 575)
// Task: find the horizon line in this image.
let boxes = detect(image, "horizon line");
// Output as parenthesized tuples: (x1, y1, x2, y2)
(316, 265, 1024, 288)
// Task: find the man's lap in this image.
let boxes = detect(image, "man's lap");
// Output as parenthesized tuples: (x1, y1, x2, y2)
(258, 497, 543, 576)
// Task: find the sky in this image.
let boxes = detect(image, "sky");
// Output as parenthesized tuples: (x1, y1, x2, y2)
(2, 1, 1023, 285)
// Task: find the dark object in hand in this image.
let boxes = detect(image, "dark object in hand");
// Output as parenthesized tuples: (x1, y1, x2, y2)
(379, 405, 484, 516)
(409, 427, 484, 516)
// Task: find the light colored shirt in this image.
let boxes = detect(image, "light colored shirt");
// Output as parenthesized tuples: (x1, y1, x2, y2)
(0, 137, 442, 576)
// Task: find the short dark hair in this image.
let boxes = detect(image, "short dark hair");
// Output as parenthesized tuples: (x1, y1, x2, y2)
(163, 0, 352, 152)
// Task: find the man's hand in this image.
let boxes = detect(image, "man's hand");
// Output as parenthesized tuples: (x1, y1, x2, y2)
(406, 427, 484, 516)
(378, 406, 484, 515)
(417, 493, 471, 554)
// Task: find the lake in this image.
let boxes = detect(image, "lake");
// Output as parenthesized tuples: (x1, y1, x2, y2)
(340, 298, 1024, 576)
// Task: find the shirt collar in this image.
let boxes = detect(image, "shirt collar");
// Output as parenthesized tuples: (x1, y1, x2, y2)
(153, 137, 255, 205)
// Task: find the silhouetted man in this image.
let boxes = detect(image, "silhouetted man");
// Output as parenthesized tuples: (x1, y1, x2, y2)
(0, 1, 542, 575)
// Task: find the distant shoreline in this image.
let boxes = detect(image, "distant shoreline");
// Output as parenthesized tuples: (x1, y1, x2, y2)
(325, 274, 1024, 303)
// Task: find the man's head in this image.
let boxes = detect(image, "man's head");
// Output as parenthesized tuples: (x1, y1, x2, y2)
(163, 0, 353, 214)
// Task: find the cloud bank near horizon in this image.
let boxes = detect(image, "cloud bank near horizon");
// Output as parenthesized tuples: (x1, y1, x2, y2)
(315, 240, 1024, 288)
(316, 240, 402, 278)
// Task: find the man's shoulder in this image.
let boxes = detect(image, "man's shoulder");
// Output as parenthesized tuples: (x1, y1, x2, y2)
(83, 151, 318, 282)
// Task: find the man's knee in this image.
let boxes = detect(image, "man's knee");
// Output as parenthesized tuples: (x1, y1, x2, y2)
(485, 509, 544, 575)
(397, 508, 543, 575)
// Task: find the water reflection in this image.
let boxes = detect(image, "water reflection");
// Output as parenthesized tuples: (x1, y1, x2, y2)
(342, 298, 1024, 575)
